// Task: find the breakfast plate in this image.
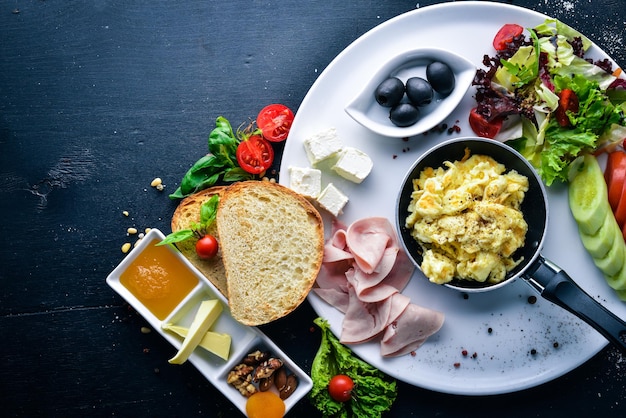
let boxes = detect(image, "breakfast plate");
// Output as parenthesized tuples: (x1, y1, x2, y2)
(279, 2, 626, 395)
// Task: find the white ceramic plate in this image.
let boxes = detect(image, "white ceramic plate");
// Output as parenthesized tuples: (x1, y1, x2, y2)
(279, 2, 626, 395)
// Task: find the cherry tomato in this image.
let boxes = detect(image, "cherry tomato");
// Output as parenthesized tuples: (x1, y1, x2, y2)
(493, 23, 524, 51)
(605, 151, 626, 211)
(328, 374, 354, 403)
(195, 234, 219, 259)
(468, 107, 504, 139)
(246, 391, 285, 418)
(257, 104, 294, 142)
(236, 134, 274, 174)
(555, 89, 579, 127)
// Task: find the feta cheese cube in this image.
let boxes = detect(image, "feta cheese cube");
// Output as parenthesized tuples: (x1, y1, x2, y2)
(303, 128, 343, 166)
(288, 166, 322, 198)
(331, 146, 373, 183)
(317, 183, 348, 217)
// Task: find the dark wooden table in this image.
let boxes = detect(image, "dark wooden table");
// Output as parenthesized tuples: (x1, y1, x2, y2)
(2, 1, 625, 416)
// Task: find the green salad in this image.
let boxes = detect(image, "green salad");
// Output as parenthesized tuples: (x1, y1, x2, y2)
(471, 18, 626, 185)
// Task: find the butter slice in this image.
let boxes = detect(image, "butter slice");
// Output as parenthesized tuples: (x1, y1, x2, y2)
(303, 128, 343, 166)
(288, 166, 322, 198)
(162, 323, 231, 361)
(332, 147, 373, 184)
(164, 299, 223, 364)
(317, 183, 348, 217)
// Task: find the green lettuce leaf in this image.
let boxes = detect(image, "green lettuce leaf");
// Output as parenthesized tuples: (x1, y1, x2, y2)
(310, 318, 397, 418)
(533, 18, 592, 51)
(539, 121, 598, 185)
(514, 74, 623, 185)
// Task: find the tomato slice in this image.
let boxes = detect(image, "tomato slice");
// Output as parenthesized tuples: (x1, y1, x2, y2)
(493, 23, 524, 51)
(605, 151, 626, 211)
(555, 89, 579, 127)
(614, 179, 626, 229)
(257, 104, 294, 142)
(236, 135, 274, 174)
(468, 107, 504, 139)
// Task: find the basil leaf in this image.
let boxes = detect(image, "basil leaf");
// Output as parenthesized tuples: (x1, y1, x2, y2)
(178, 154, 219, 196)
(169, 116, 260, 200)
(175, 154, 230, 198)
(168, 186, 186, 200)
(155, 229, 195, 246)
(208, 116, 239, 161)
(223, 167, 253, 182)
(199, 195, 219, 226)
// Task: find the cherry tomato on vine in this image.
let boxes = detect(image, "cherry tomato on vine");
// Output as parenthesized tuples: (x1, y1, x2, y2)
(195, 234, 219, 259)
(257, 104, 294, 142)
(236, 134, 274, 174)
(492, 23, 524, 51)
(328, 374, 354, 403)
(468, 107, 504, 139)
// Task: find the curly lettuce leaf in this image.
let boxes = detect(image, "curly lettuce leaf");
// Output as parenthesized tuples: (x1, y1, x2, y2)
(539, 121, 598, 185)
(513, 74, 624, 185)
(310, 318, 397, 418)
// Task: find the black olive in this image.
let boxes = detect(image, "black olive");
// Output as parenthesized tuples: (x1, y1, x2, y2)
(374, 77, 405, 107)
(405, 77, 433, 106)
(426, 61, 455, 96)
(389, 103, 420, 127)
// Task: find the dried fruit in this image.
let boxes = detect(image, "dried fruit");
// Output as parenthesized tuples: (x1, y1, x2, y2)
(259, 374, 274, 392)
(279, 374, 298, 400)
(274, 367, 287, 391)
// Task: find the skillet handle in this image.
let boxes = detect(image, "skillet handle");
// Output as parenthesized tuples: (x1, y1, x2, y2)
(527, 256, 626, 353)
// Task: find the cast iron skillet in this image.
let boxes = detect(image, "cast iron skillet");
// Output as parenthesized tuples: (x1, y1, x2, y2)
(396, 137, 626, 353)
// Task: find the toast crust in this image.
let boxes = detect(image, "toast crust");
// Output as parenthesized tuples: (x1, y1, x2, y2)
(171, 186, 228, 297)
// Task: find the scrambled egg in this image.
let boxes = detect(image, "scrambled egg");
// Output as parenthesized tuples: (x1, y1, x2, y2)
(405, 149, 529, 285)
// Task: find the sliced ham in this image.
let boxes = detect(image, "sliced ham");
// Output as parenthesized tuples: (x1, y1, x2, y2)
(346, 217, 394, 274)
(314, 216, 445, 357)
(380, 304, 445, 357)
(312, 288, 350, 313)
(340, 288, 411, 344)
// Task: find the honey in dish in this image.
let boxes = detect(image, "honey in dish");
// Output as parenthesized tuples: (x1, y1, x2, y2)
(120, 241, 199, 320)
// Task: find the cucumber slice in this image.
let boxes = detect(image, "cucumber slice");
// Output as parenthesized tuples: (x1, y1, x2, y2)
(568, 155, 610, 235)
(578, 212, 622, 259)
(593, 234, 625, 277)
(606, 257, 626, 291)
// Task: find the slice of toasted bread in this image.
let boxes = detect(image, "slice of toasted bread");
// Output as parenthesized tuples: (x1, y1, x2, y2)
(171, 186, 228, 297)
(217, 181, 324, 326)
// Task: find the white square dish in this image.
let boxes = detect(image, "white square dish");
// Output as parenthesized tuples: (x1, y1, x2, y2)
(106, 228, 313, 416)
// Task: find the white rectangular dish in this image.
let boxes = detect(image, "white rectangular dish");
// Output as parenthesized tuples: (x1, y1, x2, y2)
(106, 228, 313, 416)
